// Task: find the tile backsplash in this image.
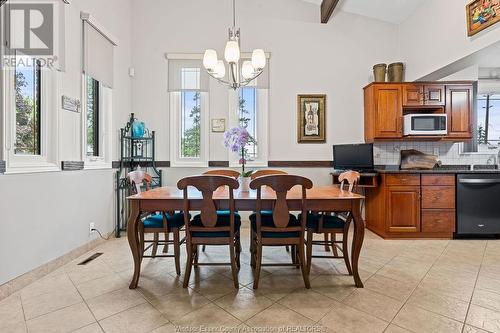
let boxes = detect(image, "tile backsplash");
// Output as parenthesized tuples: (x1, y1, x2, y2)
(374, 142, 498, 166)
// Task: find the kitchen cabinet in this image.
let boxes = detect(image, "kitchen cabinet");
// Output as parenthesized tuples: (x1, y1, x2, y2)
(364, 82, 473, 142)
(386, 186, 421, 233)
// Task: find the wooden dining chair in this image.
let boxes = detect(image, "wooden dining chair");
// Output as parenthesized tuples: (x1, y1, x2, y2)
(128, 170, 186, 275)
(177, 175, 241, 288)
(250, 169, 288, 180)
(304, 170, 360, 276)
(249, 175, 313, 289)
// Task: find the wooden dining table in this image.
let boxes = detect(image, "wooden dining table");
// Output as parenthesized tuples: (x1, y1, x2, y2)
(126, 185, 366, 289)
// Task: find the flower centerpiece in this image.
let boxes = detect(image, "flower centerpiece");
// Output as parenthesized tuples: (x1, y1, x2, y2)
(223, 126, 255, 191)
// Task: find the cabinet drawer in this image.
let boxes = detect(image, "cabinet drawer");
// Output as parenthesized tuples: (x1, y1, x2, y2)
(422, 174, 455, 186)
(422, 186, 455, 209)
(386, 174, 420, 186)
(422, 210, 455, 233)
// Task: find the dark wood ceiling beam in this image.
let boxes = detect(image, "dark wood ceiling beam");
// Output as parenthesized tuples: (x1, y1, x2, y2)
(321, 0, 340, 23)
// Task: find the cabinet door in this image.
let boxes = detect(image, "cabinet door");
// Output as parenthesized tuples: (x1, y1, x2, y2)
(446, 85, 473, 139)
(403, 84, 424, 106)
(386, 186, 421, 233)
(424, 84, 445, 106)
(374, 85, 403, 138)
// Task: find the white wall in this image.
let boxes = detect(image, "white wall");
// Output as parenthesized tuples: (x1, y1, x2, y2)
(129, 0, 400, 167)
(0, 0, 132, 285)
(398, 0, 500, 81)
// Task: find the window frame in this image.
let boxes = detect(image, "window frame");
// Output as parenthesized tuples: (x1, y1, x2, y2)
(86, 76, 100, 157)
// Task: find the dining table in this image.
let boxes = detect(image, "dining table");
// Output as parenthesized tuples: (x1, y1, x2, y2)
(126, 184, 366, 289)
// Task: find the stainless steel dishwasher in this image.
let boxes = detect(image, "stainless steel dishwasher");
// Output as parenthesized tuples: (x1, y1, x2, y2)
(457, 174, 500, 235)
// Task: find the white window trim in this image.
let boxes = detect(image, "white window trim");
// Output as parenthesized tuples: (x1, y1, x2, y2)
(81, 74, 112, 170)
(2, 62, 59, 174)
(169, 91, 210, 167)
(228, 89, 269, 168)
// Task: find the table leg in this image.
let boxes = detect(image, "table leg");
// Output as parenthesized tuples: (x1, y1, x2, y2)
(350, 199, 365, 288)
(127, 200, 141, 289)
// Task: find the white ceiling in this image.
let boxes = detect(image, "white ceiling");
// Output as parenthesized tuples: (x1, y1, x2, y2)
(301, 0, 427, 24)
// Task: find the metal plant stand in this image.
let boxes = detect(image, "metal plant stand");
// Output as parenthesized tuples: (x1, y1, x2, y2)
(115, 113, 161, 237)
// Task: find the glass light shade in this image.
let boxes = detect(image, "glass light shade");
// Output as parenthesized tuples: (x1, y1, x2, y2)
(203, 49, 218, 70)
(251, 49, 266, 69)
(241, 61, 254, 79)
(213, 60, 226, 79)
(224, 41, 240, 63)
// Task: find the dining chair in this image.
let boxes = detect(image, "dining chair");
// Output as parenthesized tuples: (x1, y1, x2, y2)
(304, 170, 360, 276)
(249, 175, 313, 289)
(128, 170, 186, 275)
(177, 175, 241, 288)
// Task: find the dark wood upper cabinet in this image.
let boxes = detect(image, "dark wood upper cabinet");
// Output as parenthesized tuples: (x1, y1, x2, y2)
(424, 84, 445, 106)
(446, 85, 473, 139)
(386, 186, 421, 233)
(365, 84, 402, 142)
(403, 84, 424, 106)
(402, 84, 445, 107)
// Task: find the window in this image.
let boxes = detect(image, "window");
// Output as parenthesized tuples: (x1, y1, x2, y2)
(168, 57, 209, 167)
(86, 76, 99, 157)
(14, 54, 41, 155)
(239, 87, 258, 160)
(477, 94, 500, 147)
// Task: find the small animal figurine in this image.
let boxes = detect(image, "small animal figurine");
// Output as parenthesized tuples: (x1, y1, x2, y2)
(338, 170, 361, 193)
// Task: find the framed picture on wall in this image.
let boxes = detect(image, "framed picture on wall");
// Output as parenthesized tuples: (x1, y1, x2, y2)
(297, 94, 326, 143)
(211, 118, 226, 132)
(466, 0, 500, 36)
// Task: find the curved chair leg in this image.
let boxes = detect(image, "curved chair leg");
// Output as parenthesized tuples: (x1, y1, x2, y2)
(298, 242, 311, 289)
(194, 245, 199, 266)
(229, 242, 239, 288)
(183, 244, 194, 288)
(235, 233, 241, 269)
(253, 242, 263, 289)
(138, 224, 145, 261)
(250, 231, 256, 268)
(202, 245, 206, 252)
(286, 246, 290, 252)
(324, 233, 330, 252)
(343, 221, 353, 275)
(331, 233, 339, 257)
(163, 232, 169, 253)
(306, 230, 313, 275)
(152, 232, 159, 257)
(173, 229, 181, 275)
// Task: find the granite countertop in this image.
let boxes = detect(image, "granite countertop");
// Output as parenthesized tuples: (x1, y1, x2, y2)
(375, 165, 500, 174)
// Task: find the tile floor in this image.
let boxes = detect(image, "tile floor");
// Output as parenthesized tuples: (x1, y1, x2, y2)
(2, 226, 500, 333)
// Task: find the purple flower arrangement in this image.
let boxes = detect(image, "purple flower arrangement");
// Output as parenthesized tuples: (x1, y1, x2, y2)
(223, 127, 255, 177)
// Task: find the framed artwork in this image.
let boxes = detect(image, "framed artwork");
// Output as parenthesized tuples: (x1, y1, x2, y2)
(467, 0, 500, 36)
(211, 118, 226, 132)
(297, 94, 326, 143)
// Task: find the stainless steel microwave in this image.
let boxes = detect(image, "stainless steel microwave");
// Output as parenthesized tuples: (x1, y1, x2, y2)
(403, 114, 447, 136)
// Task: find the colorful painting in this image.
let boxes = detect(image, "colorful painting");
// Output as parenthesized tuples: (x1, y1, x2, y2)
(297, 94, 326, 143)
(467, 0, 500, 36)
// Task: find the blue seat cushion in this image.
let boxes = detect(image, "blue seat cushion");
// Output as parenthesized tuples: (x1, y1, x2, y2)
(249, 211, 301, 238)
(191, 211, 241, 238)
(299, 213, 345, 232)
(143, 212, 187, 229)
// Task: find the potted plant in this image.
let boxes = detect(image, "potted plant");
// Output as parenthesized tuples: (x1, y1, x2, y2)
(223, 127, 256, 192)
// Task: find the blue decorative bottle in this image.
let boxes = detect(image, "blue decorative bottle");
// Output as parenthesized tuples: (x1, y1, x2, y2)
(132, 120, 145, 138)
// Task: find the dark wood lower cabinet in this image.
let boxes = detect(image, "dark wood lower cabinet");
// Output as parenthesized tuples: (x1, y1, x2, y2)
(365, 173, 456, 239)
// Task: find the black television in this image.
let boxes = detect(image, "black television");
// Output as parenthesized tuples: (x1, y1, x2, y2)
(333, 143, 374, 171)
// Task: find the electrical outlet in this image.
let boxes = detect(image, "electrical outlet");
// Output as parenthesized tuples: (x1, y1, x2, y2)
(433, 147, 440, 156)
(89, 222, 95, 235)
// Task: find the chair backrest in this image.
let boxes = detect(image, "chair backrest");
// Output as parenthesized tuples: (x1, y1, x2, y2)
(250, 175, 313, 230)
(128, 170, 152, 194)
(203, 169, 240, 179)
(177, 175, 239, 229)
(338, 171, 360, 193)
(250, 169, 288, 180)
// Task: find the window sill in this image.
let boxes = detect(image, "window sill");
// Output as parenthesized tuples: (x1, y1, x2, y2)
(5, 164, 60, 175)
(170, 161, 209, 168)
(84, 161, 112, 170)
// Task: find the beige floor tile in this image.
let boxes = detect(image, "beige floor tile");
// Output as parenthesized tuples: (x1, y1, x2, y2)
(135, 274, 184, 302)
(215, 288, 274, 321)
(75, 273, 128, 300)
(473, 289, 500, 313)
(66, 262, 115, 285)
(22, 285, 82, 320)
(245, 303, 316, 329)
(190, 275, 241, 301)
(173, 303, 241, 327)
(248, 274, 306, 301)
(342, 288, 404, 321)
(310, 274, 357, 301)
(477, 275, 500, 296)
(418, 273, 475, 302)
(72, 323, 104, 333)
(463, 324, 490, 333)
(364, 274, 416, 302)
(150, 323, 178, 333)
(318, 301, 388, 333)
(407, 287, 469, 322)
(384, 324, 413, 333)
(0, 294, 27, 333)
(26, 302, 95, 333)
(98, 303, 168, 333)
(150, 288, 210, 321)
(277, 289, 336, 321)
(20, 273, 75, 301)
(466, 304, 500, 333)
(393, 304, 463, 333)
(86, 287, 146, 320)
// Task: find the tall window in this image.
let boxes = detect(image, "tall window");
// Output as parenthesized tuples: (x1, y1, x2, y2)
(86, 76, 99, 157)
(180, 68, 201, 158)
(14, 54, 41, 155)
(239, 87, 257, 160)
(477, 94, 500, 147)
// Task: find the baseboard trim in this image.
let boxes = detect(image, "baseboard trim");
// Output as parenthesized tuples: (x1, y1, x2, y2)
(0, 232, 113, 301)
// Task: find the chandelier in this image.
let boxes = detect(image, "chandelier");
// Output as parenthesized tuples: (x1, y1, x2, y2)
(203, 0, 267, 90)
